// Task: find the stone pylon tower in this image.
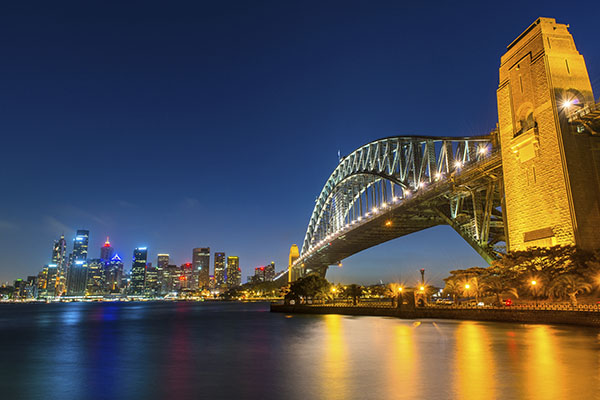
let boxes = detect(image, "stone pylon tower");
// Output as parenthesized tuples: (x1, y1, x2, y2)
(497, 17, 600, 251)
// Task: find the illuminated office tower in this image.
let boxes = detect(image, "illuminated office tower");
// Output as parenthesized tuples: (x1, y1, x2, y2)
(100, 237, 115, 261)
(264, 262, 275, 282)
(51, 235, 67, 295)
(44, 264, 58, 298)
(105, 254, 124, 293)
(86, 259, 105, 295)
(145, 266, 159, 296)
(130, 247, 147, 295)
(67, 230, 89, 296)
(226, 256, 241, 287)
(180, 263, 193, 289)
(193, 248, 210, 289)
(157, 254, 169, 294)
(214, 252, 226, 286)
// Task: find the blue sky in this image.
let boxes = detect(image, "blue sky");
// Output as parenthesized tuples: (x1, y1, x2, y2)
(0, 1, 599, 285)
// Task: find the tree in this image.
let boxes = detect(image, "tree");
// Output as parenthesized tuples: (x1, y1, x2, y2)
(285, 274, 330, 304)
(482, 275, 518, 305)
(442, 280, 462, 304)
(550, 274, 592, 305)
(344, 284, 363, 305)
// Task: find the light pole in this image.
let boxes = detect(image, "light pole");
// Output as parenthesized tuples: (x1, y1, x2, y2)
(465, 283, 471, 306)
(531, 280, 537, 307)
(397, 286, 403, 309)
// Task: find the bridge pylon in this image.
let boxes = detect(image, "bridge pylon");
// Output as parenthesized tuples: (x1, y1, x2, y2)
(497, 17, 600, 251)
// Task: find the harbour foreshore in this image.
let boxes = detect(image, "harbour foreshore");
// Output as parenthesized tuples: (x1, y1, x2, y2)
(270, 303, 600, 328)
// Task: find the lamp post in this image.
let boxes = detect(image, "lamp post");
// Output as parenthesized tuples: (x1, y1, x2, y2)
(397, 286, 403, 309)
(465, 283, 471, 306)
(531, 280, 537, 307)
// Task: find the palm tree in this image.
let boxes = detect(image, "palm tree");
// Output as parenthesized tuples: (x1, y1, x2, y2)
(344, 284, 363, 306)
(482, 276, 518, 305)
(386, 283, 403, 306)
(443, 280, 461, 304)
(550, 274, 592, 305)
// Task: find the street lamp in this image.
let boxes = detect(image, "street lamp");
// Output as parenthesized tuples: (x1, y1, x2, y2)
(531, 280, 537, 307)
(464, 283, 471, 306)
(396, 286, 404, 308)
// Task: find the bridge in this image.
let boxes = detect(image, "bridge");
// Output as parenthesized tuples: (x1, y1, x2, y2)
(288, 17, 600, 281)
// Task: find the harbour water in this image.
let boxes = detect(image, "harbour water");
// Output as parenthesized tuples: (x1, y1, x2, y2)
(1, 301, 599, 400)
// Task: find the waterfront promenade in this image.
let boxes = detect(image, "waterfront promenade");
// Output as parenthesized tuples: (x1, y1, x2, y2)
(271, 301, 600, 328)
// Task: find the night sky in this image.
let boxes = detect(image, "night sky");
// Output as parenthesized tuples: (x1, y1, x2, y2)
(1, 1, 599, 286)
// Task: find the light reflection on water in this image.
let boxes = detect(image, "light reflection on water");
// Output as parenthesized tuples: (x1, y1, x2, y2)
(1, 302, 599, 400)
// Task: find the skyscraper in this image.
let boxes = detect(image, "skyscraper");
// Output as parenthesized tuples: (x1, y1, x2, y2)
(105, 253, 124, 293)
(47, 235, 67, 297)
(157, 254, 169, 294)
(214, 252, 226, 287)
(100, 237, 114, 261)
(264, 262, 275, 282)
(226, 256, 241, 287)
(130, 247, 147, 295)
(67, 230, 89, 296)
(193, 248, 210, 289)
(86, 259, 105, 295)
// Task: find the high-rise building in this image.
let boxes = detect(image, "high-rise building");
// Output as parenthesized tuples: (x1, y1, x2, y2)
(51, 235, 67, 296)
(193, 248, 210, 289)
(43, 264, 58, 298)
(130, 247, 147, 295)
(164, 264, 181, 293)
(157, 254, 169, 294)
(214, 252, 226, 286)
(100, 237, 115, 261)
(145, 266, 159, 296)
(67, 230, 90, 296)
(265, 262, 275, 281)
(72, 230, 89, 261)
(226, 256, 241, 287)
(86, 259, 105, 295)
(180, 263, 193, 289)
(105, 254, 124, 293)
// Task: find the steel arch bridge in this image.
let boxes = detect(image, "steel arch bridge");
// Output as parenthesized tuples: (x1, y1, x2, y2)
(291, 133, 506, 279)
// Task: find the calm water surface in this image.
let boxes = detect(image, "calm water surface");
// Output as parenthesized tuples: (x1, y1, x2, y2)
(1, 302, 599, 400)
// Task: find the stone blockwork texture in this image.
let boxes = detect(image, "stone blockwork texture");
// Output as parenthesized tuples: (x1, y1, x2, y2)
(497, 18, 600, 252)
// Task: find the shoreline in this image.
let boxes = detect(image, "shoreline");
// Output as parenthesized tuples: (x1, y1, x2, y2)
(270, 303, 600, 328)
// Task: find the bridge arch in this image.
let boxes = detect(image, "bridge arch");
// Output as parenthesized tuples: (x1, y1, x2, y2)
(294, 134, 505, 279)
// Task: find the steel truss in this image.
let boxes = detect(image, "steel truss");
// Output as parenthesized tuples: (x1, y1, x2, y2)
(298, 134, 505, 273)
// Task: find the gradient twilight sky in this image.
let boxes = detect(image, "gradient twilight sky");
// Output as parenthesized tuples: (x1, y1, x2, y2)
(1, 1, 599, 286)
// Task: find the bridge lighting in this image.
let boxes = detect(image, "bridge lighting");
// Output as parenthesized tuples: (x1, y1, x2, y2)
(561, 99, 574, 109)
(372, 207, 378, 213)
(398, 287, 403, 292)
(392, 196, 398, 202)
(478, 146, 488, 155)
(454, 160, 463, 169)
(405, 190, 411, 197)
(419, 286, 425, 291)
(435, 172, 442, 180)
(381, 202, 387, 207)
(531, 280, 537, 286)
(464, 284, 470, 289)
(385, 220, 392, 227)
(357, 216, 362, 221)
(419, 182, 426, 189)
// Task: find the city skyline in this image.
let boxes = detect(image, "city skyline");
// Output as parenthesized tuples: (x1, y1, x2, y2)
(1, 1, 599, 285)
